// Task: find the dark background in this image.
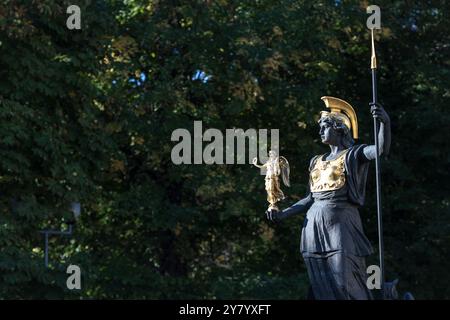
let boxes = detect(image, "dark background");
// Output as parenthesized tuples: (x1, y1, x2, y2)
(0, 0, 448, 299)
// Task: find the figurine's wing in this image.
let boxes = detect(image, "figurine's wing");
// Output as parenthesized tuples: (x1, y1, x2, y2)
(279, 156, 290, 187)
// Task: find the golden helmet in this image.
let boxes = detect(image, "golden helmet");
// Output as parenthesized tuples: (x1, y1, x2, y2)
(320, 96, 358, 139)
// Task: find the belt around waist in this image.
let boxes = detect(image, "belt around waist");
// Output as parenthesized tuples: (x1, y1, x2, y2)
(312, 199, 358, 208)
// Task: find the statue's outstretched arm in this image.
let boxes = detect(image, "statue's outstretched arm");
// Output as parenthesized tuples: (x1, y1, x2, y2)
(277, 193, 314, 220)
(363, 103, 391, 160)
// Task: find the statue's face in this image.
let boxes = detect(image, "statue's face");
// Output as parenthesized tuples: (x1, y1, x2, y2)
(319, 118, 341, 146)
(269, 151, 276, 159)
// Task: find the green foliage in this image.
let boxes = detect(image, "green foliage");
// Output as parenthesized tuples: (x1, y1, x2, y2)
(0, 0, 448, 299)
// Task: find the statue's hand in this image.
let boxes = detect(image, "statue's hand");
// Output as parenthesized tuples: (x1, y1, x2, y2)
(266, 209, 281, 223)
(370, 102, 390, 124)
(252, 157, 258, 165)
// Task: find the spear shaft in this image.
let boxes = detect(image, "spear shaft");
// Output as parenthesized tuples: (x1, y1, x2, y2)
(371, 28, 385, 299)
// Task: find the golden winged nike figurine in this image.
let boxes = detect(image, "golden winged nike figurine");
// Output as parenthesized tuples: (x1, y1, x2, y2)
(253, 150, 290, 211)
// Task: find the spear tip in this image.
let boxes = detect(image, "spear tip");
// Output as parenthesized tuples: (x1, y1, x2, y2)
(371, 28, 377, 69)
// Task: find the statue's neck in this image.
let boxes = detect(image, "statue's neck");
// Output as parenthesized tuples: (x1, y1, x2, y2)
(327, 144, 346, 159)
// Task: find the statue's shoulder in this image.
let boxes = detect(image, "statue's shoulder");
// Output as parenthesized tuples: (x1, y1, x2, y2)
(349, 143, 367, 150)
(346, 143, 369, 157)
(344, 144, 374, 165)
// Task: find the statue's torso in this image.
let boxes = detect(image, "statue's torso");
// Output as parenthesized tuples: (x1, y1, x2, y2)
(302, 146, 373, 257)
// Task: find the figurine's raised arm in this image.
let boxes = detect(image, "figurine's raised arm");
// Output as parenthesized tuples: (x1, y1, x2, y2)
(252, 157, 266, 169)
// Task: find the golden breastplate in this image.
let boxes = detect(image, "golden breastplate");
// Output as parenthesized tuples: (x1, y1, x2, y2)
(309, 150, 348, 192)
